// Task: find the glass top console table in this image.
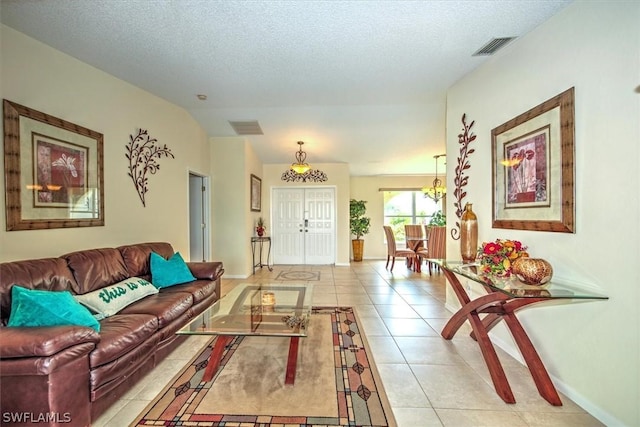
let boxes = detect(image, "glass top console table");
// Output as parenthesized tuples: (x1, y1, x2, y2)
(251, 236, 273, 275)
(434, 260, 608, 406)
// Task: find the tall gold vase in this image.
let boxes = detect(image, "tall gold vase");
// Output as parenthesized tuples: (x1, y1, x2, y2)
(460, 203, 478, 263)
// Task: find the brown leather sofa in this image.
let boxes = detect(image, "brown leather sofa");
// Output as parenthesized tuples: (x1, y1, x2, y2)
(0, 242, 224, 427)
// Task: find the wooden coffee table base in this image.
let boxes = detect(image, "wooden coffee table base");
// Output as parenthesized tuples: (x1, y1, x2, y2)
(202, 335, 300, 385)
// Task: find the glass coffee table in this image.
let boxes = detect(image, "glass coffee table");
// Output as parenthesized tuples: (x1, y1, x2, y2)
(178, 283, 313, 384)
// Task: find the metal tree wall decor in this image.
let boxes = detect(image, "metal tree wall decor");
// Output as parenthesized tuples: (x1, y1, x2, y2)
(125, 129, 174, 207)
(451, 114, 476, 240)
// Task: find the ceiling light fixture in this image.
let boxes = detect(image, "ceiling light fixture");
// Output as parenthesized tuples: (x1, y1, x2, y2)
(290, 141, 310, 174)
(281, 141, 328, 183)
(422, 154, 446, 203)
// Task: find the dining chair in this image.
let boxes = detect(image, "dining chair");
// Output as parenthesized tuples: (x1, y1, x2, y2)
(383, 226, 417, 271)
(405, 224, 426, 271)
(422, 225, 446, 275)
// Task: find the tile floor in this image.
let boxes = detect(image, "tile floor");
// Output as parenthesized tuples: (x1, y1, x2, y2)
(94, 261, 604, 427)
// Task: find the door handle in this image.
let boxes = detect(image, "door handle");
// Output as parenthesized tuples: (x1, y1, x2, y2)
(304, 219, 309, 227)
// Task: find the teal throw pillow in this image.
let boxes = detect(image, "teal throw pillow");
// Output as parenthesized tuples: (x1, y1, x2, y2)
(150, 251, 196, 288)
(74, 277, 159, 317)
(8, 285, 100, 332)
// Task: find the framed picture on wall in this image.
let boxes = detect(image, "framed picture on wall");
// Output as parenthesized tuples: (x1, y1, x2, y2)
(250, 174, 261, 212)
(491, 87, 575, 233)
(3, 99, 104, 231)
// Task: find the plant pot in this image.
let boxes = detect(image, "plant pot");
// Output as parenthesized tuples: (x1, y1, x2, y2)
(352, 239, 364, 262)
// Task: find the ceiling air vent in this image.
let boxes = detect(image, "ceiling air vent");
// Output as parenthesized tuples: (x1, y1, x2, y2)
(229, 120, 263, 135)
(473, 37, 517, 56)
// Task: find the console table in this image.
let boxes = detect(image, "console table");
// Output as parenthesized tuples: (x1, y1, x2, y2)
(251, 236, 273, 275)
(435, 260, 607, 406)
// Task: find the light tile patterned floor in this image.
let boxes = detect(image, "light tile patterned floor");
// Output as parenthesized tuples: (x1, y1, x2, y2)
(94, 261, 604, 427)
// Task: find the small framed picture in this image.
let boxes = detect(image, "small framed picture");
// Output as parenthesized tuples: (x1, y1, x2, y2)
(250, 174, 261, 212)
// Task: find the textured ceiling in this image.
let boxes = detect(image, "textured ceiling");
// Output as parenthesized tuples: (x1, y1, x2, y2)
(1, 0, 572, 176)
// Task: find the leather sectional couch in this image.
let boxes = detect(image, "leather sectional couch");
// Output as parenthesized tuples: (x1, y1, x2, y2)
(0, 242, 224, 426)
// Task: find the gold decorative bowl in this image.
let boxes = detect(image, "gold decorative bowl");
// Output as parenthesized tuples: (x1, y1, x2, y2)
(512, 258, 553, 286)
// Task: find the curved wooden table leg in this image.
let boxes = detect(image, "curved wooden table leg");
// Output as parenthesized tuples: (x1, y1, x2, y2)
(469, 299, 543, 340)
(503, 313, 562, 405)
(442, 293, 508, 339)
(203, 335, 233, 382)
(466, 310, 516, 404)
(441, 269, 515, 403)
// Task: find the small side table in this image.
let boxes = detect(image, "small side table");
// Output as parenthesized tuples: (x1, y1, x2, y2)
(251, 236, 273, 275)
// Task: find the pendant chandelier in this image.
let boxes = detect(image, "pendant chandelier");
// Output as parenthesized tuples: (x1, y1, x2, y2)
(281, 141, 328, 183)
(422, 154, 446, 203)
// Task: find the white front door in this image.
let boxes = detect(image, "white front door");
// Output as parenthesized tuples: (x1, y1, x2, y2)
(272, 187, 335, 265)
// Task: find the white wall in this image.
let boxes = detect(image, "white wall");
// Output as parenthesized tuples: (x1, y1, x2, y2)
(445, 2, 639, 425)
(210, 137, 246, 277)
(0, 26, 211, 261)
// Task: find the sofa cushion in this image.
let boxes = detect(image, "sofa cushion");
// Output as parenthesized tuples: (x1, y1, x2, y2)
(62, 248, 129, 294)
(159, 279, 217, 304)
(7, 285, 100, 332)
(118, 242, 174, 281)
(0, 326, 100, 359)
(119, 291, 193, 328)
(89, 314, 158, 368)
(74, 277, 159, 318)
(150, 252, 196, 288)
(0, 258, 78, 324)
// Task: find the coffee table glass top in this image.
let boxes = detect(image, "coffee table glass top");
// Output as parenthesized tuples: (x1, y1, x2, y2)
(435, 260, 608, 299)
(178, 283, 313, 337)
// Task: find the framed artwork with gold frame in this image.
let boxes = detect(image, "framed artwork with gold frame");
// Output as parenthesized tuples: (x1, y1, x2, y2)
(250, 174, 261, 212)
(491, 88, 575, 233)
(3, 100, 104, 230)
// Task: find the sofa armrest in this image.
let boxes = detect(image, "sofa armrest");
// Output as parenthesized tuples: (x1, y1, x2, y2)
(0, 326, 100, 359)
(187, 261, 224, 281)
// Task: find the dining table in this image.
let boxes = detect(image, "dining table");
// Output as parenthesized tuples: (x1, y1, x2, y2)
(406, 237, 428, 271)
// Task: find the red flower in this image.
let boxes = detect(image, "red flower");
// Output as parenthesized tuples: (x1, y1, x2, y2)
(483, 242, 500, 255)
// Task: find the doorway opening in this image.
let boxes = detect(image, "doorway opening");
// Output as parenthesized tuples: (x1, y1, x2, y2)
(188, 172, 210, 262)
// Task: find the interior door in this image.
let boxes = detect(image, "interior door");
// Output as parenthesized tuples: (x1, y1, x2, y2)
(272, 187, 335, 265)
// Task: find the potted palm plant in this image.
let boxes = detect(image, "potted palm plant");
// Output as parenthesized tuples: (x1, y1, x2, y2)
(350, 199, 371, 262)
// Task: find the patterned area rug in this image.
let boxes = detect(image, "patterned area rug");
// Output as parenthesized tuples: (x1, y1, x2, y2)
(275, 270, 321, 281)
(132, 307, 395, 426)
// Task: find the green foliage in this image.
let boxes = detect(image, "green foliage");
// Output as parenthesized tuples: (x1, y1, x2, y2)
(429, 210, 446, 226)
(350, 199, 371, 240)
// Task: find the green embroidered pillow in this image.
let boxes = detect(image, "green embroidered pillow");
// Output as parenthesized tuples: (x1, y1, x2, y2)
(8, 285, 100, 332)
(74, 277, 159, 317)
(150, 252, 196, 288)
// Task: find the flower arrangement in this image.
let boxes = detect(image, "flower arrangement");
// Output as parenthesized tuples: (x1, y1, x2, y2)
(256, 217, 265, 236)
(478, 239, 528, 277)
